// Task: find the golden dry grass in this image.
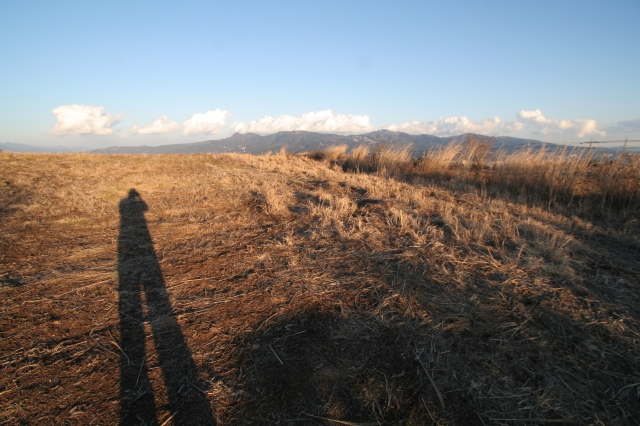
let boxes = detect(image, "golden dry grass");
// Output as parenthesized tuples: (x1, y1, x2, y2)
(1, 150, 639, 425)
(334, 140, 640, 217)
(345, 144, 370, 172)
(323, 144, 349, 162)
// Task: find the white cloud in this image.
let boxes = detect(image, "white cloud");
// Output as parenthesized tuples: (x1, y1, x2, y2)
(51, 104, 121, 136)
(130, 115, 180, 135)
(385, 116, 502, 136)
(385, 109, 605, 139)
(500, 121, 525, 133)
(183, 109, 231, 136)
(516, 109, 605, 138)
(230, 110, 373, 134)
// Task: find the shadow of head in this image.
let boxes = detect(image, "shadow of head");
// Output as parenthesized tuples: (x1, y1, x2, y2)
(120, 188, 147, 214)
(127, 188, 141, 200)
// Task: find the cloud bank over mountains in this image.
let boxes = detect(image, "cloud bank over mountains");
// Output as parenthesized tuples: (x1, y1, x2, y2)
(50, 105, 612, 140)
(130, 109, 232, 136)
(229, 110, 373, 134)
(182, 109, 231, 136)
(385, 109, 605, 138)
(130, 115, 180, 135)
(516, 109, 605, 138)
(386, 116, 507, 136)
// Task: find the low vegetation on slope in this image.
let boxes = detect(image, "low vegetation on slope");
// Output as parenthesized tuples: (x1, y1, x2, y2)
(0, 146, 639, 425)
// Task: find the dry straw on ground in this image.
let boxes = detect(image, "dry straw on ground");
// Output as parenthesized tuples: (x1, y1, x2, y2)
(1, 146, 639, 425)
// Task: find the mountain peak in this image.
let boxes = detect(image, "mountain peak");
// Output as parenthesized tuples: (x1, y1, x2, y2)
(229, 132, 261, 139)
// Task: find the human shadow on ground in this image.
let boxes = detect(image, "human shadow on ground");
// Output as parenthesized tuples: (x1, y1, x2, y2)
(118, 189, 215, 425)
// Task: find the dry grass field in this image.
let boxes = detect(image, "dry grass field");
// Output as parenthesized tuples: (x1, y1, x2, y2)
(1, 144, 639, 425)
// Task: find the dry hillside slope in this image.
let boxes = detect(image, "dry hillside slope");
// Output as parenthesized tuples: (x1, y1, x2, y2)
(1, 151, 639, 425)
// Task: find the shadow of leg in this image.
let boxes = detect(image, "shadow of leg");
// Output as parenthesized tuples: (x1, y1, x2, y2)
(145, 281, 215, 425)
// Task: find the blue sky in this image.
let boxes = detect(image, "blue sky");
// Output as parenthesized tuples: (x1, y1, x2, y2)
(1, 0, 639, 148)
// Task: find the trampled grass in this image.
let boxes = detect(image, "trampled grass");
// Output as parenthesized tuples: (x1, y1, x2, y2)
(1, 148, 639, 425)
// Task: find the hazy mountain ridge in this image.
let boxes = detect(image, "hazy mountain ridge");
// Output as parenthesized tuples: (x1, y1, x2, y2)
(8, 131, 631, 156)
(87, 130, 554, 155)
(0, 142, 89, 153)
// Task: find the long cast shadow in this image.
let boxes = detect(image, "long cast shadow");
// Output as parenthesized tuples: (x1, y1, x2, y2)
(118, 189, 215, 425)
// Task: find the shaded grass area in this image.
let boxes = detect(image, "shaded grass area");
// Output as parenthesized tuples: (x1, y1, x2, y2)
(1, 151, 639, 425)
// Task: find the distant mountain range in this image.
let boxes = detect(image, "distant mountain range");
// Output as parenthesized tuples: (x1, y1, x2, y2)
(87, 130, 551, 155)
(6, 130, 623, 156)
(0, 142, 89, 153)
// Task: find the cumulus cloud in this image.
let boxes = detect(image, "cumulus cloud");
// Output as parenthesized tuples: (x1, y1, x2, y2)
(130, 115, 180, 135)
(230, 110, 373, 134)
(385, 116, 502, 136)
(385, 109, 604, 139)
(51, 104, 121, 136)
(500, 121, 525, 133)
(183, 109, 231, 136)
(516, 109, 605, 138)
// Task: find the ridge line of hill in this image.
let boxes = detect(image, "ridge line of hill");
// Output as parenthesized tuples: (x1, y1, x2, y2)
(2, 130, 558, 155)
(89, 130, 552, 155)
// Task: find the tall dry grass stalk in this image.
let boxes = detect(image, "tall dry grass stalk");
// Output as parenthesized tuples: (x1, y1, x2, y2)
(488, 146, 585, 205)
(320, 141, 640, 216)
(462, 137, 493, 169)
(345, 145, 370, 171)
(594, 153, 640, 209)
(322, 144, 348, 162)
(308, 145, 348, 163)
(417, 143, 463, 178)
(487, 147, 640, 211)
(371, 143, 414, 177)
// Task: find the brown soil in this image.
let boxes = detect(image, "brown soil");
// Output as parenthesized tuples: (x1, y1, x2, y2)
(1, 152, 639, 425)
